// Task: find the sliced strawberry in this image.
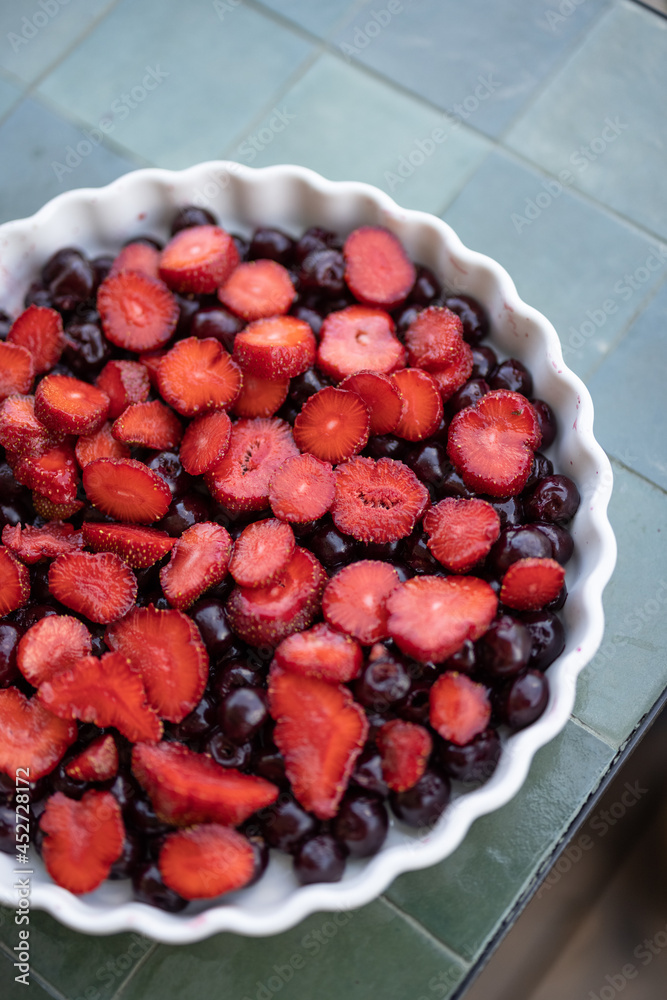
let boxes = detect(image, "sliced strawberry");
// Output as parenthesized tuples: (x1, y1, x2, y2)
(157, 336, 242, 417)
(343, 226, 415, 309)
(39, 651, 162, 742)
(404, 306, 465, 370)
(2, 521, 82, 565)
(106, 604, 208, 723)
(233, 316, 315, 380)
(317, 306, 405, 381)
(0, 546, 30, 614)
(0, 688, 76, 779)
(447, 390, 541, 497)
(179, 409, 232, 475)
(160, 521, 232, 610)
(7, 304, 64, 374)
(75, 422, 131, 468)
(132, 741, 278, 826)
(424, 497, 501, 573)
(386, 576, 498, 663)
(332, 456, 429, 544)
(159, 224, 239, 294)
(500, 556, 566, 611)
(95, 360, 151, 419)
(112, 399, 183, 450)
(391, 368, 444, 441)
(81, 523, 175, 568)
(14, 441, 79, 504)
(430, 672, 491, 746)
(0, 394, 57, 456)
(110, 241, 160, 279)
(159, 824, 256, 899)
(226, 546, 326, 646)
(48, 550, 137, 623)
(231, 372, 289, 419)
(268, 453, 335, 523)
(339, 370, 403, 435)
(138, 349, 168, 388)
(274, 622, 363, 683)
(34, 373, 109, 436)
(430, 341, 474, 402)
(229, 518, 295, 589)
(376, 719, 433, 792)
(65, 734, 119, 782)
(269, 668, 368, 819)
(206, 416, 298, 512)
(82, 457, 172, 523)
(97, 270, 178, 351)
(218, 259, 295, 321)
(293, 386, 370, 464)
(0, 342, 34, 401)
(322, 560, 400, 645)
(40, 790, 124, 894)
(32, 493, 84, 520)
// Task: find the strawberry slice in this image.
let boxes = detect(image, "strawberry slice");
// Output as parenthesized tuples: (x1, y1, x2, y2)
(332, 456, 429, 543)
(48, 550, 137, 623)
(39, 651, 162, 742)
(424, 497, 501, 573)
(97, 270, 178, 351)
(317, 306, 405, 381)
(81, 523, 175, 568)
(110, 241, 160, 279)
(206, 416, 298, 512)
(82, 457, 172, 523)
(157, 336, 242, 417)
(40, 790, 124, 894)
(159, 824, 256, 899)
(95, 360, 150, 419)
(218, 259, 295, 321)
(293, 386, 370, 464)
(0, 394, 57, 456)
(34, 373, 110, 436)
(233, 316, 315, 380)
(112, 399, 183, 450)
(159, 224, 239, 294)
(343, 226, 415, 309)
(7, 304, 64, 373)
(0, 688, 76, 778)
(179, 409, 231, 475)
(404, 306, 465, 370)
(75, 422, 130, 467)
(0, 546, 30, 614)
(322, 560, 401, 645)
(106, 604, 208, 723)
(14, 441, 79, 504)
(447, 390, 541, 497)
(429, 672, 492, 746)
(376, 719, 433, 792)
(386, 576, 498, 663)
(32, 493, 84, 520)
(268, 453, 335, 523)
(138, 349, 168, 388)
(65, 733, 119, 782)
(17, 617, 91, 691)
(160, 521, 232, 610)
(2, 521, 83, 564)
(229, 518, 295, 589)
(430, 341, 474, 402)
(500, 556, 566, 610)
(339, 370, 403, 435)
(274, 622, 363, 683)
(231, 372, 289, 419)
(0, 342, 34, 401)
(226, 546, 326, 646)
(132, 741, 278, 826)
(269, 668, 368, 819)
(391, 368, 444, 441)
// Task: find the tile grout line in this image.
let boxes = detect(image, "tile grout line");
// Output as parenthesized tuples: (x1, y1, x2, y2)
(569, 714, 619, 751)
(607, 455, 667, 498)
(0, 939, 68, 1000)
(378, 894, 474, 971)
(110, 940, 160, 1000)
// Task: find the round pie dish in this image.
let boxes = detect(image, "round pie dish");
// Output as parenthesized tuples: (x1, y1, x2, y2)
(0, 161, 616, 942)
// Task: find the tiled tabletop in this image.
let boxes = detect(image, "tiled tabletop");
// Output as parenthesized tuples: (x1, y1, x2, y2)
(1, 1, 666, 997)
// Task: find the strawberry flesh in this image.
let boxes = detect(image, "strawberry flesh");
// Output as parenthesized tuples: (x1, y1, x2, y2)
(65, 734, 119, 782)
(159, 824, 256, 899)
(0, 688, 76, 779)
(231, 372, 289, 419)
(268, 453, 335, 523)
(75, 422, 130, 467)
(206, 416, 298, 512)
(424, 497, 501, 573)
(317, 305, 405, 381)
(0, 342, 34, 402)
(160, 521, 232, 610)
(430, 341, 474, 402)
(157, 336, 242, 417)
(293, 386, 370, 464)
(81, 522, 175, 568)
(229, 518, 295, 589)
(322, 560, 401, 645)
(377, 719, 433, 792)
(339, 370, 403, 435)
(430, 672, 492, 746)
(48, 550, 137, 623)
(0, 394, 58, 456)
(391, 367, 444, 441)
(0, 545, 30, 614)
(159, 224, 239, 294)
(112, 399, 183, 450)
(110, 241, 160, 279)
(218, 259, 295, 321)
(97, 270, 178, 351)
(343, 226, 416, 309)
(34, 374, 110, 436)
(17, 614, 92, 687)
(332, 456, 429, 544)
(233, 316, 316, 380)
(2, 520, 83, 564)
(273, 622, 363, 683)
(13, 441, 79, 504)
(7, 304, 64, 374)
(179, 409, 231, 475)
(404, 306, 465, 370)
(500, 556, 566, 610)
(40, 790, 124, 894)
(95, 360, 150, 419)
(82, 457, 172, 523)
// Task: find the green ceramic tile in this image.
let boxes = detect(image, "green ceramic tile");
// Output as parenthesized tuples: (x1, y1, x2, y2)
(385, 721, 613, 959)
(256, 0, 360, 37)
(506, 1, 667, 240)
(225, 53, 491, 214)
(0, 948, 55, 1000)
(0, 76, 21, 120)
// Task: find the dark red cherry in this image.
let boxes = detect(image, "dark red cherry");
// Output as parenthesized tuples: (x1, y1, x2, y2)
(523, 475, 580, 524)
(533, 523, 574, 565)
(490, 525, 554, 575)
(489, 358, 532, 396)
(249, 227, 295, 266)
(476, 615, 531, 677)
(294, 833, 347, 884)
(437, 728, 501, 783)
(530, 398, 557, 449)
(260, 796, 319, 853)
(132, 862, 188, 912)
(332, 790, 388, 858)
(170, 205, 217, 234)
(409, 266, 442, 306)
(447, 378, 490, 414)
(191, 305, 244, 354)
(496, 670, 549, 730)
(390, 769, 450, 828)
(470, 345, 498, 379)
(190, 599, 235, 660)
(445, 295, 489, 345)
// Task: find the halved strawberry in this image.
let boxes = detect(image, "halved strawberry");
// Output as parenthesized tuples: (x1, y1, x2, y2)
(332, 456, 429, 543)
(317, 306, 405, 381)
(159, 224, 239, 294)
(131, 741, 278, 826)
(65, 733, 119, 782)
(0, 394, 57, 456)
(40, 790, 124, 894)
(339, 370, 403, 435)
(269, 668, 368, 819)
(2, 521, 83, 565)
(34, 374, 109, 436)
(268, 453, 335, 523)
(110, 241, 160, 279)
(424, 497, 501, 573)
(159, 824, 256, 899)
(293, 386, 370, 464)
(39, 651, 162, 743)
(95, 360, 150, 419)
(376, 719, 433, 792)
(404, 306, 465, 370)
(500, 556, 566, 611)
(48, 550, 137, 623)
(447, 390, 541, 497)
(274, 622, 362, 683)
(233, 316, 315, 380)
(112, 399, 183, 450)
(229, 518, 295, 589)
(430, 672, 491, 746)
(157, 336, 242, 417)
(138, 349, 168, 388)
(0, 688, 77, 779)
(206, 416, 298, 512)
(14, 442, 79, 504)
(226, 546, 326, 646)
(391, 368, 444, 441)
(7, 304, 64, 374)
(160, 521, 232, 610)
(179, 409, 231, 475)
(106, 604, 208, 723)
(0, 342, 34, 401)
(0, 546, 30, 614)
(218, 259, 295, 321)
(32, 493, 84, 520)
(343, 226, 415, 309)
(97, 270, 178, 351)
(75, 422, 131, 467)
(82, 457, 172, 523)
(322, 560, 400, 645)
(386, 576, 498, 663)
(430, 341, 474, 402)
(81, 523, 175, 568)
(231, 372, 289, 419)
